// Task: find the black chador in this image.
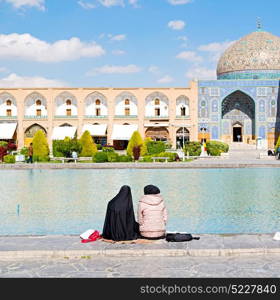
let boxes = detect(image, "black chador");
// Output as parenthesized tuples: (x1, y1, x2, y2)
(102, 185, 139, 241)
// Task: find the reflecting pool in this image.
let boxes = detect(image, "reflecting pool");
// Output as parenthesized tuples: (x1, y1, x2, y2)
(1, 168, 280, 235)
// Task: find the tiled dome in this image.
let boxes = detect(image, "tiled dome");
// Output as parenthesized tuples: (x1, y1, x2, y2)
(217, 30, 280, 80)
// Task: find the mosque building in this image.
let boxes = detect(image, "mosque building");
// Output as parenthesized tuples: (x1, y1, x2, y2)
(0, 25, 279, 151)
(198, 25, 280, 149)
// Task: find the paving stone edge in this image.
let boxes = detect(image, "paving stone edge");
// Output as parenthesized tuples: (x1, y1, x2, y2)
(1, 247, 280, 260)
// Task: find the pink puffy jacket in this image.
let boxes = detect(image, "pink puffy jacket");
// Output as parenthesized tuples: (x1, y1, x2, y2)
(137, 194, 168, 238)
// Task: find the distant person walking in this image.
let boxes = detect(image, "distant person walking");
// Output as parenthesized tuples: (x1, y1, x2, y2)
(27, 143, 33, 163)
(138, 185, 168, 240)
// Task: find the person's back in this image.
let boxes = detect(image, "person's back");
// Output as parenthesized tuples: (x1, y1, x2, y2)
(138, 185, 167, 239)
(102, 185, 139, 241)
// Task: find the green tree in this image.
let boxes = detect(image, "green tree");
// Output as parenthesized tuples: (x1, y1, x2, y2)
(32, 130, 49, 162)
(127, 131, 146, 158)
(79, 130, 98, 157)
(275, 135, 280, 152)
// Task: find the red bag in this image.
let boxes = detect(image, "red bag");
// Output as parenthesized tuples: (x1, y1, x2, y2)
(81, 230, 101, 243)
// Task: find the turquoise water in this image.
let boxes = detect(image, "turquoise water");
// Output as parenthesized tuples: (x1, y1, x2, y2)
(1, 168, 280, 235)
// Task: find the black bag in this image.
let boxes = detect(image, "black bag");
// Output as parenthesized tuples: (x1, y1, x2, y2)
(166, 233, 200, 242)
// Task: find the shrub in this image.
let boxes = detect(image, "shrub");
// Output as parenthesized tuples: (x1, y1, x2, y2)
(20, 147, 29, 159)
(118, 155, 133, 162)
(107, 152, 119, 162)
(0, 141, 7, 147)
(141, 155, 153, 162)
(53, 137, 82, 157)
(127, 131, 146, 158)
(132, 146, 141, 161)
(275, 135, 280, 152)
(92, 152, 108, 163)
(206, 141, 229, 156)
(96, 144, 102, 150)
(102, 146, 115, 153)
(32, 130, 50, 162)
(79, 130, 98, 157)
(184, 141, 202, 156)
(146, 140, 166, 155)
(152, 152, 178, 162)
(3, 154, 15, 164)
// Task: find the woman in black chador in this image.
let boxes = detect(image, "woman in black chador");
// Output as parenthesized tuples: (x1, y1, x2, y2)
(102, 185, 139, 241)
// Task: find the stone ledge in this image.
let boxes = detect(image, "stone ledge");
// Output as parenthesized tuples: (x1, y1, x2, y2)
(1, 247, 279, 260)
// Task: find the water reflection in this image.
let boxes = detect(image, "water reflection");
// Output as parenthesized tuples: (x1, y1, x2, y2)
(1, 168, 280, 235)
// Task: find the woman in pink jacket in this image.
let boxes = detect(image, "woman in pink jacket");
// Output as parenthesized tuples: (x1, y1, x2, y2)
(138, 185, 168, 239)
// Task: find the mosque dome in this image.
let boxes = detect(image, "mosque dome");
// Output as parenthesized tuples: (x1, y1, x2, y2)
(217, 30, 280, 80)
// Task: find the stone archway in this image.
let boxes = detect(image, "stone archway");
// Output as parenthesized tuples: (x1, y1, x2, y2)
(176, 127, 190, 148)
(145, 127, 169, 141)
(24, 124, 47, 146)
(221, 90, 255, 143)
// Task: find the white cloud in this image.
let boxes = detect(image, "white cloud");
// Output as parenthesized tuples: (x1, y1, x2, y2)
(148, 65, 160, 75)
(198, 40, 235, 53)
(4, 0, 45, 10)
(112, 49, 126, 55)
(176, 51, 202, 62)
(98, 0, 125, 7)
(109, 34, 126, 41)
(168, 20, 186, 31)
(128, 0, 139, 7)
(168, 0, 192, 5)
(0, 33, 105, 62)
(0, 73, 66, 87)
(0, 67, 9, 73)
(198, 40, 235, 62)
(78, 1, 96, 9)
(86, 64, 141, 76)
(185, 67, 216, 80)
(157, 75, 174, 84)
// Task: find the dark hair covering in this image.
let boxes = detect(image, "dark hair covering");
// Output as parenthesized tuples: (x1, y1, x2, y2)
(102, 185, 139, 241)
(144, 185, 160, 195)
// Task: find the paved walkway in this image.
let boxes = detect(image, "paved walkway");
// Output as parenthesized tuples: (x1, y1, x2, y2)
(2, 255, 280, 278)
(1, 234, 280, 277)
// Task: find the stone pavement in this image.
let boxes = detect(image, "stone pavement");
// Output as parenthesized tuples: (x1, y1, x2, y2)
(2, 255, 280, 278)
(1, 234, 280, 277)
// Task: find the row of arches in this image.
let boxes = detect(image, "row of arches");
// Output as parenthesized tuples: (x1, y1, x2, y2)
(23, 123, 190, 149)
(0, 91, 190, 118)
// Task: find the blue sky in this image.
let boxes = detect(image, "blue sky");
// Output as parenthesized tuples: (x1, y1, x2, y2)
(0, 0, 278, 88)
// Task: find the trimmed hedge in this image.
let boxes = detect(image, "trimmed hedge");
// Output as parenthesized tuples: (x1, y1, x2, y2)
(184, 141, 202, 156)
(118, 155, 133, 162)
(3, 154, 15, 164)
(102, 146, 115, 153)
(141, 152, 177, 162)
(92, 152, 132, 163)
(146, 141, 166, 155)
(92, 152, 108, 163)
(206, 141, 229, 156)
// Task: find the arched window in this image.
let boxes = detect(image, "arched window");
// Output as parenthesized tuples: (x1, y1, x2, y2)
(66, 99, 72, 106)
(155, 98, 160, 105)
(6, 100, 12, 106)
(125, 99, 130, 105)
(95, 99, 101, 105)
(36, 100, 42, 106)
(6, 109, 12, 116)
